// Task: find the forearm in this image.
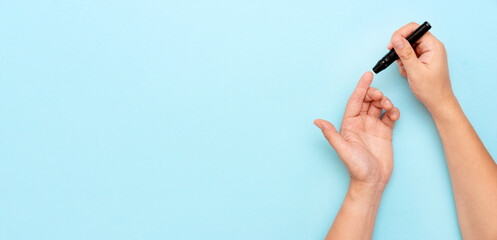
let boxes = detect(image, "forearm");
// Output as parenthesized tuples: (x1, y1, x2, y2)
(326, 181, 384, 240)
(430, 96, 497, 239)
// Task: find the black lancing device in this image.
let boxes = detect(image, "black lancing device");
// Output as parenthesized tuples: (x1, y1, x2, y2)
(372, 21, 431, 74)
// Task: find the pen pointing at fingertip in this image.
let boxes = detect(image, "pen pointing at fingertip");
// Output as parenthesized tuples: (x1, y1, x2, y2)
(372, 21, 431, 74)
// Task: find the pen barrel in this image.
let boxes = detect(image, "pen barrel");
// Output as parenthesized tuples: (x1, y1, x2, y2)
(372, 21, 431, 74)
(405, 21, 431, 45)
(385, 50, 399, 62)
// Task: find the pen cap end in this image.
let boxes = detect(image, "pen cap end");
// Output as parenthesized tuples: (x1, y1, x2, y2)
(372, 65, 381, 74)
(422, 21, 431, 29)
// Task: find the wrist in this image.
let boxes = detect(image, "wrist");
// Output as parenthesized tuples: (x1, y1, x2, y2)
(347, 180, 385, 205)
(427, 94, 461, 124)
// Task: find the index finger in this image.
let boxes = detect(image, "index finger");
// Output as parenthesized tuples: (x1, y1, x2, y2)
(343, 71, 373, 118)
(387, 22, 437, 49)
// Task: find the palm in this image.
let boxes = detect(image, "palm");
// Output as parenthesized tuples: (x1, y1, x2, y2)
(315, 72, 399, 185)
(339, 114, 394, 184)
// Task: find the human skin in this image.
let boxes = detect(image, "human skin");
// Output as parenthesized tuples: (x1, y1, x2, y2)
(389, 22, 497, 239)
(314, 71, 400, 240)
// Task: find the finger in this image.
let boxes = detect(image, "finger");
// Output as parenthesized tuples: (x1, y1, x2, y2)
(344, 72, 373, 118)
(381, 107, 400, 128)
(381, 97, 394, 111)
(314, 119, 346, 152)
(364, 87, 383, 102)
(361, 87, 383, 114)
(388, 22, 439, 64)
(387, 22, 436, 49)
(368, 96, 393, 118)
(392, 37, 423, 73)
(367, 100, 382, 118)
(396, 59, 403, 67)
(398, 65, 407, 78)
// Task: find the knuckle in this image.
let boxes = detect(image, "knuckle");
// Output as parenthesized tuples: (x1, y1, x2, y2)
(439, 41, 446, 49)
(401, 48, 415, 59)
(391, 32, 401, 40)
(393, 22, 420, 39)
(408, 22, 419, 27)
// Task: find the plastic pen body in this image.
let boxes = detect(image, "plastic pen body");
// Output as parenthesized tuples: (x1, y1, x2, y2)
(373, 21, 432, 74)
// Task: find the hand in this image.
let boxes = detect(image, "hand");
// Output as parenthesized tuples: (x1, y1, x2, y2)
(314, 72, 400, 189)
(388, 22, 455, 115)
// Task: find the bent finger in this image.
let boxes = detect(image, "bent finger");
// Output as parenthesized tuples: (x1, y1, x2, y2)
(361, 87, 383, 114)
(381, 107, 400, 128)
(364, 87, 383, 102)
(368, 96, 393, 118)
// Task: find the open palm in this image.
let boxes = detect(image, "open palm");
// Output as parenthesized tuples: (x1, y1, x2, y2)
(315, 72, 400, 185)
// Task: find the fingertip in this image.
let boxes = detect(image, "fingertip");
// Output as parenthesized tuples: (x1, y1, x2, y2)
(382, 97, 393, 110)
(363, 71, 373, 79)
(391, 114, 399, 121)
(390, 108, 400, 121)
(364, 71, 374, 81)
(314, 119, 332, 130)
(358, 71, 374, 88)
(394, 107, 400, 120)
(365, 71, 374, 84)
(313, 119, 323, 129)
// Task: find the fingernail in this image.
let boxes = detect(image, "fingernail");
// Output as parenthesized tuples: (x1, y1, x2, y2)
(385, 99, 392, 106)
(391, 112, 398, 119)
(393, 39, 403, 49)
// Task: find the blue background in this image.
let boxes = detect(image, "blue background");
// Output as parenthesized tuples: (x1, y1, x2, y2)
(1, 0, 496, 239)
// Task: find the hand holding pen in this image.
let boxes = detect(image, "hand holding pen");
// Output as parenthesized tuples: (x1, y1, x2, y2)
(316, 22, 497, 240)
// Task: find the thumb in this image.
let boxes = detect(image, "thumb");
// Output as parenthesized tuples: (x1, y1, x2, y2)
(392, 37, 422, 72)
(314, 119, 346, 152)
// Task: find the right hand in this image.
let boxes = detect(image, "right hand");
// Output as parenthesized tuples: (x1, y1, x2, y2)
(388, 22, 455, 114)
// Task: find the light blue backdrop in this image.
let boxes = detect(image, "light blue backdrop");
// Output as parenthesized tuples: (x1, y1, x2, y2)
(1, 0, 496, 239)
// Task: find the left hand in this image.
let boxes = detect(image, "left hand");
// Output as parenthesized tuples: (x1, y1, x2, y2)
(387, 22, 453, 116)
(314, 72, 400, 188)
